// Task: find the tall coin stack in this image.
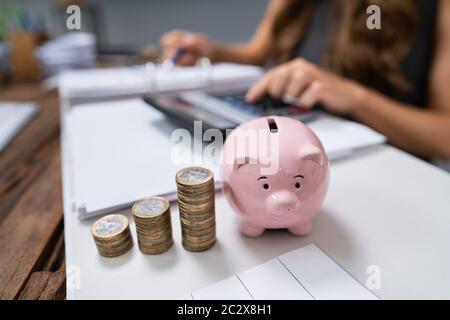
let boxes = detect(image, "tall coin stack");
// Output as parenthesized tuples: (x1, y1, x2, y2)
(132, 196, 173, 254)
(91, 214, 133, 257)
(176, 166, 216, 252)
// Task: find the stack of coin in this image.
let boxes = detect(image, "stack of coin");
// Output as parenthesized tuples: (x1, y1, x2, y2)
(132, 196, 173, 254)
(91, 214, 133, 257)
(176, 166, 216, 252)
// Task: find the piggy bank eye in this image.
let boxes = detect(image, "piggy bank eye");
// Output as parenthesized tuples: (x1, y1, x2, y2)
(258, 177, 270, 190)
(293, 175, 304, 189)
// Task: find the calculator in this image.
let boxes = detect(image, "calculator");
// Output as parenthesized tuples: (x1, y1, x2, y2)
(143, 88, 319, 132)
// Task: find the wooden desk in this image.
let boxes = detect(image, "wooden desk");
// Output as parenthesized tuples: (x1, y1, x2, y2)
(0, 84, 65, 300)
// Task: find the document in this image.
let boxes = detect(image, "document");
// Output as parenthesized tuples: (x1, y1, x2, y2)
(238, 259, 313, 300)
(308, 113, 385, 160)
(278, 244, 377, 299)
(192, 276, 253, 300)
(189, 244, 378, 300)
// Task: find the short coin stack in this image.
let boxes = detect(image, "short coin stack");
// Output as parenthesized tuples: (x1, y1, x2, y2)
(132, 196, 173, 254)
(91, 214, 133, 257)
(176, 166, 216, 252)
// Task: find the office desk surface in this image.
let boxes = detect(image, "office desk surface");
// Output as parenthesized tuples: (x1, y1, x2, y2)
(64, 144, 450, 300)
(0, 84, 65, 300)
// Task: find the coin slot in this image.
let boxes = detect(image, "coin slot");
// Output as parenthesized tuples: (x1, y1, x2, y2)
(267, 118, 278, 133)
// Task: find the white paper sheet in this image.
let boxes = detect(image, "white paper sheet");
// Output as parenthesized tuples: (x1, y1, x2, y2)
(188, 244, 377, 300)
(279, 244, 378, 300)
(0, 102, 37, 152)
(66, 99, 219, 219)
(308, 113, 385, 160)
(238, 259, 313, 300)
(192, 276, 253, 300)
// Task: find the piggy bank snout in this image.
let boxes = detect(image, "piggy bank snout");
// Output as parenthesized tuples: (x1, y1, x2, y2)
(264, 190, 300, 220)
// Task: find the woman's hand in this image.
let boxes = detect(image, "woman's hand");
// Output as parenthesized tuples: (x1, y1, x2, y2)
(245, 58, 367, 114)
(160, 30, 216, 66)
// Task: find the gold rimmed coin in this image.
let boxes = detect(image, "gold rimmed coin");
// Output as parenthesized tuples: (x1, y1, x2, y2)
(176, 167, 213, 186)
(92, 214, 133, 257)
(132, 196, 173, 255)
(176, 166, 216, 252)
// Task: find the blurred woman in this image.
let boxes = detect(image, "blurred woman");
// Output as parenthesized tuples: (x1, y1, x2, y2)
(161, 0, 450, 160)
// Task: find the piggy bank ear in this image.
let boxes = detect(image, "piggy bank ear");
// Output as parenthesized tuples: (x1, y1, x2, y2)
(300, 144, 324, 167)
(233, 156, 258, 171)
(221, 181, 231, 196)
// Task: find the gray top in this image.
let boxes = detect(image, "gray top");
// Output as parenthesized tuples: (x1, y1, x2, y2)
(294, 0, 438, 106)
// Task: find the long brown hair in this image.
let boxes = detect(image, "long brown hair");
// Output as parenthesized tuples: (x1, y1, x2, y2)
(271, 0, 419, 93)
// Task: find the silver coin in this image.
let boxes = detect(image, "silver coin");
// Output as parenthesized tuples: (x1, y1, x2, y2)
(178, 167, 211, 184)
(134, 198, 168, 217)
(94, 215, 126, 236)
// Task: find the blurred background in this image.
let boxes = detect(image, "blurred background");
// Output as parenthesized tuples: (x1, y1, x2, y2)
(14, 0, 266, 49)
(0, 0, 267, 83)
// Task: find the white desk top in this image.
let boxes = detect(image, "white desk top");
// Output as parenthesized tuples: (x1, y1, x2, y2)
(63, 143, 450, 299)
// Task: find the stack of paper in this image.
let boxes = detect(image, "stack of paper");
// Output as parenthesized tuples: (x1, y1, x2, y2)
(58, 63, 263, 99)
(62, 99, 384, 219)
(35, 32, 96, 76)
(0, 102, 37, 152)
(308, 113, 386, 160)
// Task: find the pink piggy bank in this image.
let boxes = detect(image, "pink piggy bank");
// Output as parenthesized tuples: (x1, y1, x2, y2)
(220, 116, 329, 237)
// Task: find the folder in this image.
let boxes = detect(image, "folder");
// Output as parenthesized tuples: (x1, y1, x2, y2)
(58, 63, 263, 99)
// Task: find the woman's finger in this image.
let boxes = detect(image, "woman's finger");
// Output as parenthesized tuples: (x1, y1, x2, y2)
(298, 81, 323, 108)
(160, 29, 185, 47)
(245, 73, 272, 102)
(180, 33, 199, 48)
(267, 67, 290, 99)
(285, 69, 313, 98)
(161, 47, 177, 60)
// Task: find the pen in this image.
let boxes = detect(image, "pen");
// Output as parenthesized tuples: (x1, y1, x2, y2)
(171, 47, 188, 64)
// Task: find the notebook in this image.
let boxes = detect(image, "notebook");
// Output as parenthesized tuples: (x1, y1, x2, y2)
(63, 99, 385, 219)
(184, 244, 378, 300)
(58, 63, 263, 99)
(0, 102, 37, 152)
